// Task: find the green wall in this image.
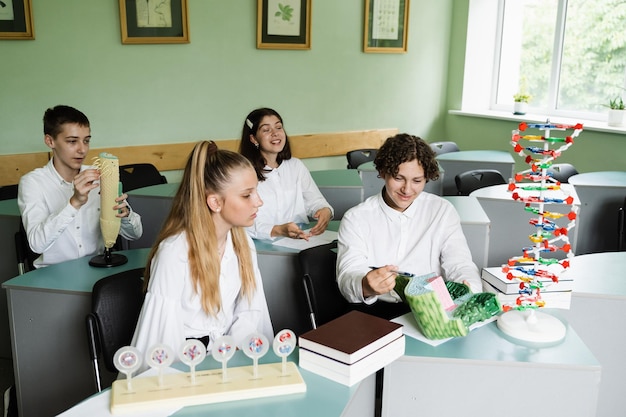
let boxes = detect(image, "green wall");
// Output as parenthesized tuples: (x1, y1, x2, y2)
(2, 1, 623, 174)
(0, 0, 453, 171)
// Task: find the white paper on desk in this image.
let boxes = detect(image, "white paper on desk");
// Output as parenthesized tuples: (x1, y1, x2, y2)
(272, 229, 338, 250)
(56, 367, 183, 417)
(392, 312, 497, 347)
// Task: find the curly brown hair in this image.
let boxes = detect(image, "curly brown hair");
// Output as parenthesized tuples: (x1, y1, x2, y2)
(373, 133, 440, 182)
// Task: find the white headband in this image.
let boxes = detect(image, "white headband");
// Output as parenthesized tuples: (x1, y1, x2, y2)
(245, 118, 253, 129)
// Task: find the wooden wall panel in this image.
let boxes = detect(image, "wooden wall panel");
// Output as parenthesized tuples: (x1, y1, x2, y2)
(0, 128, 397, 186)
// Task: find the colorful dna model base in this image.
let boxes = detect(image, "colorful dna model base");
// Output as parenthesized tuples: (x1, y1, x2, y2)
(496, 121, 583, 344)
(110, 330, 305, 415)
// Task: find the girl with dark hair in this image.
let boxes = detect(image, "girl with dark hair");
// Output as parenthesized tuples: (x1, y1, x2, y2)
(239, 108, 333, 241)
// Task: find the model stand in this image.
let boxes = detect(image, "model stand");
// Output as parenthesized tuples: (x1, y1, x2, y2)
(89, 247, 128, 267)
(110, 330, 304, 414)
(497, 121, 583, 344)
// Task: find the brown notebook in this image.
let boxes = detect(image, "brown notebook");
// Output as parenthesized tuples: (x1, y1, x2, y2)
(298, 310, 403, 364)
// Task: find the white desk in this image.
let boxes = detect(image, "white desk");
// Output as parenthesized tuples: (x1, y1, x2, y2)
(471, 183, 580, 267)
(569, 171, 626, 254)
(560, 252, 626, 417)
(443, 196, 490, 271)
(436, 150, 515, 196)
(383, 318, 600, 417)
(5, 246, 604, 417)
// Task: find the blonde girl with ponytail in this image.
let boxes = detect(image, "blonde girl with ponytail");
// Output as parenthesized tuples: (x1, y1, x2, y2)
(132, 141, 273, 363)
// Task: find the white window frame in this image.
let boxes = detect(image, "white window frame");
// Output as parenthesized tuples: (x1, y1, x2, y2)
(460, 0, 626, 130)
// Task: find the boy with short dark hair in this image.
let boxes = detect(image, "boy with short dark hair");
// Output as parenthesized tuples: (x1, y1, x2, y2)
(17, 105, 142, 268)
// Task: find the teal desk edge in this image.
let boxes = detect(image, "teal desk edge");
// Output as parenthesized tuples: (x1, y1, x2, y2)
(403, 316, 599, 368)
(2, 248, 150, 293)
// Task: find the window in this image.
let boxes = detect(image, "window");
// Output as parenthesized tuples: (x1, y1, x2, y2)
(464, 0, 626, 121)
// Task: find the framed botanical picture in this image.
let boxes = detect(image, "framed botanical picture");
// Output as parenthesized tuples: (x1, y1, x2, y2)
(0, 0, 34, 40)
(257, 0, 311, 50)
(363, 0, 409, 53)
(119, 0, 189, 44)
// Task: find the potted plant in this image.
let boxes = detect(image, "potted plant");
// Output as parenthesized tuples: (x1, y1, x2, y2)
(513, 92, 531, 115)
(607, 96, 625, 127)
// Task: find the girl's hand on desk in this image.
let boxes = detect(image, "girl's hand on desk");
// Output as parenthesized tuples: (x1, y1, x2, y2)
(309, 207, 332, 236)
(362, 265, 398, 298)
(274, 222, 311, 240)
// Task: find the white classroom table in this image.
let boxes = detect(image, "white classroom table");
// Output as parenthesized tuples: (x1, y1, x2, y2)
(5, 248, 613, 417)
(568, 171, 626, 254)
(559, 252, 626, 417)
(470, 183, 580, 267)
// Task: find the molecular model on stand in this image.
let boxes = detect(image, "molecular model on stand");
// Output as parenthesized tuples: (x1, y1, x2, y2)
(503, 121, 583, 312)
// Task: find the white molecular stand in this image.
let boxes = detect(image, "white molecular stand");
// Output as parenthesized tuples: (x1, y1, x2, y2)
(110, 330, 305, 415)
(497, 309, 566, 343)
(497, 121, 582, 344)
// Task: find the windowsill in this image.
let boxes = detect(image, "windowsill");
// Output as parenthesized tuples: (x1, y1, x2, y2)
(449, 109, 626, 135)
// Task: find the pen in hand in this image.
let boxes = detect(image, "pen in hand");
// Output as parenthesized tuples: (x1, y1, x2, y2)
(369, 266, 415, 277)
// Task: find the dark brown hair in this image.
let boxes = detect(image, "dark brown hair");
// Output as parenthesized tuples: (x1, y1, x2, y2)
(374, 133, 440, 182)
(238, 107, 292, 181)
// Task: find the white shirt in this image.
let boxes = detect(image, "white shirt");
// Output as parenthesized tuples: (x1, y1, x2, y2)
(131, 231, 274, 368)
(17, 159, 143, 268)
(337, 191, 482, 303)
(246, 158, 333, 240)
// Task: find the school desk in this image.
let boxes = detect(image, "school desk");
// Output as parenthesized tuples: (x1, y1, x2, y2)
(470, 183, 580, 267)
(4, 247, 602, 417)
(568, 171, 626, 254)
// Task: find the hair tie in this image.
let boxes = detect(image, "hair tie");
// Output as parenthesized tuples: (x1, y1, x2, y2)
(206, 140, 218, 154)
(245, 118, 253, 129)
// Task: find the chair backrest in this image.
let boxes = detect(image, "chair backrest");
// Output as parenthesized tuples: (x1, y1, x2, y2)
(86, 268, 145, 376)
(430, 141, 460, 156)
(119, 163, 167, 192)
(0, 184, 19, 200)
(15, 221, 39, 274)
(346, 149, 378, 169)
(298, 241, 351, 330)
(547, 163, 578, 183)
(455, 169, 506, 196)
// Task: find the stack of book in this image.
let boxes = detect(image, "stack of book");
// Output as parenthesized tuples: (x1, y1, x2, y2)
(481, 266, 573, 309)
(298, 310, 405, 386)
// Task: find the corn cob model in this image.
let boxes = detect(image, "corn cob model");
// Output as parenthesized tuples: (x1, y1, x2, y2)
(89, 152, 127, 267)
(93, 152, 122, 248)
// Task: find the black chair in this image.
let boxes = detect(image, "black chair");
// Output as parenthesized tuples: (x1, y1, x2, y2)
(299, 241, 351, 330)
(86, 268, 145, 392)
(455, 169, 506, 196)
(0, 184, 19, 200)
(15, 221, 38, 275)
(119, 163, 167, 192)
(346, 149, 378, 169)
(429, 141, 460, 156)
(547, 163, 578, 183)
